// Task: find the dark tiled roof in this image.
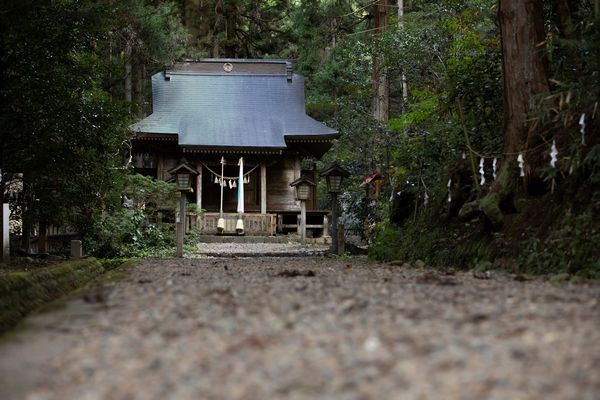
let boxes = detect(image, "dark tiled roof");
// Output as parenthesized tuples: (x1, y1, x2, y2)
(130, 60, 338, 149)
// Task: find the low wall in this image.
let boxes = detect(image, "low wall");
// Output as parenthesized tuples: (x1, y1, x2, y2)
(0, 258, 123, 333)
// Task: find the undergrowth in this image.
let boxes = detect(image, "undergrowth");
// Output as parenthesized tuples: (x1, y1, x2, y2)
(370, 176, 599, 278)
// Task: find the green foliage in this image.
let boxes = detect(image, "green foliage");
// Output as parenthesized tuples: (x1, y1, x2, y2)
(519, 211, 599, 278)
(122, 173, 179, 212)
(88, 208, 174, 258)
(0, 0, 189, 252)
(368, 222, 403, 262)
(183, 228, 203, 253)
(0, 0, 129, 241)
(312, 0, 503, 239)
(388, 91, 438, 132)
(186, 203, 203, 214)
(86, 174, 178, 258)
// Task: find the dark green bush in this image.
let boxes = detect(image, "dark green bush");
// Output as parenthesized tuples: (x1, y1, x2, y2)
(519, 211, 600, 278)
(88, 209, 174, 258)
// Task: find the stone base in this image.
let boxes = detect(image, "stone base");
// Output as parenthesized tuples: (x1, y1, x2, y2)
(196, 235, 331, 245)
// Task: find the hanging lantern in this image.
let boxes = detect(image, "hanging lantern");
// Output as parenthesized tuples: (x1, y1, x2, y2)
(320, 162, 350, 194)
(290, 175, 316, 201)
(167, 158, 198, 192)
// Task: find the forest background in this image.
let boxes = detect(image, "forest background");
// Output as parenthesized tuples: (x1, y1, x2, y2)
(0, 0, 598, 276)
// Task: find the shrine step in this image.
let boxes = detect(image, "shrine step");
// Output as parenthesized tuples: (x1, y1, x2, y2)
(196, 235, 331, 244)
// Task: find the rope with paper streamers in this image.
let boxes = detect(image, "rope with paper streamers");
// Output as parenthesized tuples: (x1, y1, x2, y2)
(445, 97, 591, 205)
(200, 162, 261, 181)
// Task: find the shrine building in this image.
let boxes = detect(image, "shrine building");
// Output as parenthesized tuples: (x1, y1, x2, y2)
(130, 59, 339, 235)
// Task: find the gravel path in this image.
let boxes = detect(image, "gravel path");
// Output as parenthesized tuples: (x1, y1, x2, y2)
(193, 242, 330, 257)
(0, 257, 598, 400)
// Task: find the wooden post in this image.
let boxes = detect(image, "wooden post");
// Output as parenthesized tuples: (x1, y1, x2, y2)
(176, 193, 186, 258)
(299, 201, 306, 244)
(70, 240, 83, 259)
(260, 163, 267, 214)
(337, 222, 345, 256)
(157, 154, 165, 180)
(322, 214, 330, 238)
(38, 222, 48, 254)
(331, 193, 339, 254)
(1, 204, 9, 262)
(196, 167, 202, 212)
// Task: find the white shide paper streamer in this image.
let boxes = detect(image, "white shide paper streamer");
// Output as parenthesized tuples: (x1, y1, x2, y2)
(517, 153, 525, 177)
(550, 140, 558, 168)
(479, 157, 486, 186)
(579, 113, 586, 145)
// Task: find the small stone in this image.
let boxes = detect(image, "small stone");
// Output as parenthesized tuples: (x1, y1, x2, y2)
(415, 260, 426, 269)
(363, 335, 382, 352)
(473, 270, 492, 279)
(387, 260, 404, 266)
(294, 281, 308, 291)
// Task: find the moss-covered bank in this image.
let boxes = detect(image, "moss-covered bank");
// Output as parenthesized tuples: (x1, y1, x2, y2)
(370, 182, 599, 278)
(0, 258, 134, 333)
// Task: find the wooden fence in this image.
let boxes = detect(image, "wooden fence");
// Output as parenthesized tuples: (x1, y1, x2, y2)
(193, 213, 276, 236)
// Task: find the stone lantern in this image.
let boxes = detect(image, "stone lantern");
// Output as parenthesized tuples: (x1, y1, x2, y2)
(290, 175, 316, 243)
(168, 159, 199, 257)
(320, 162, 350, 254)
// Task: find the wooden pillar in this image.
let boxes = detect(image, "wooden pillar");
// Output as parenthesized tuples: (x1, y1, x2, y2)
(299, 201, 306, 244)
(260, 163, 267, 214)
(337, 222, 345, 256)
(157, 153, 165, 180)
(294, 157, 301, 179)
(196, 166, 202, 212)
(38, 222, 48, 254)
(1, 204, 9, 262)
(322, 214, 330, 238)
(331, 193, 339, 254)
(176, 193, 186, 258)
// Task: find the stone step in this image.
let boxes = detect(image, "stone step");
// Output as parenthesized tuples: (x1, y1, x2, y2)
(195, 235, 331, 245)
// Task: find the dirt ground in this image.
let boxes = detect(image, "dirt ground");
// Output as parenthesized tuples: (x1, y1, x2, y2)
(0, 256, 598, 400)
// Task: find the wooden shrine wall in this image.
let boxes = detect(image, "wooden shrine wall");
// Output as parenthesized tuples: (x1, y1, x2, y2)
(266, 157, 300, 212)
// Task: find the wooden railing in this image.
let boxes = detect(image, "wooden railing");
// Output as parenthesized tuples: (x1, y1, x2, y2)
(194, 213, 276, 236)
(276, 211, 330, 238)
(30, 224, 80, 254)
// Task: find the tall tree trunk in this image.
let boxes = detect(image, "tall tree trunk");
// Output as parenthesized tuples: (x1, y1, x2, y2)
(124, 41, 132, 106)
(398, 0, 408, 110)
(135, 63, 144, 118)
(472, 0, 552, 225)
(553, 0, 573, 37)
(223, 0, 238, 57)
(498, 0, 550, 160)
(372, 1, 389, 122)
